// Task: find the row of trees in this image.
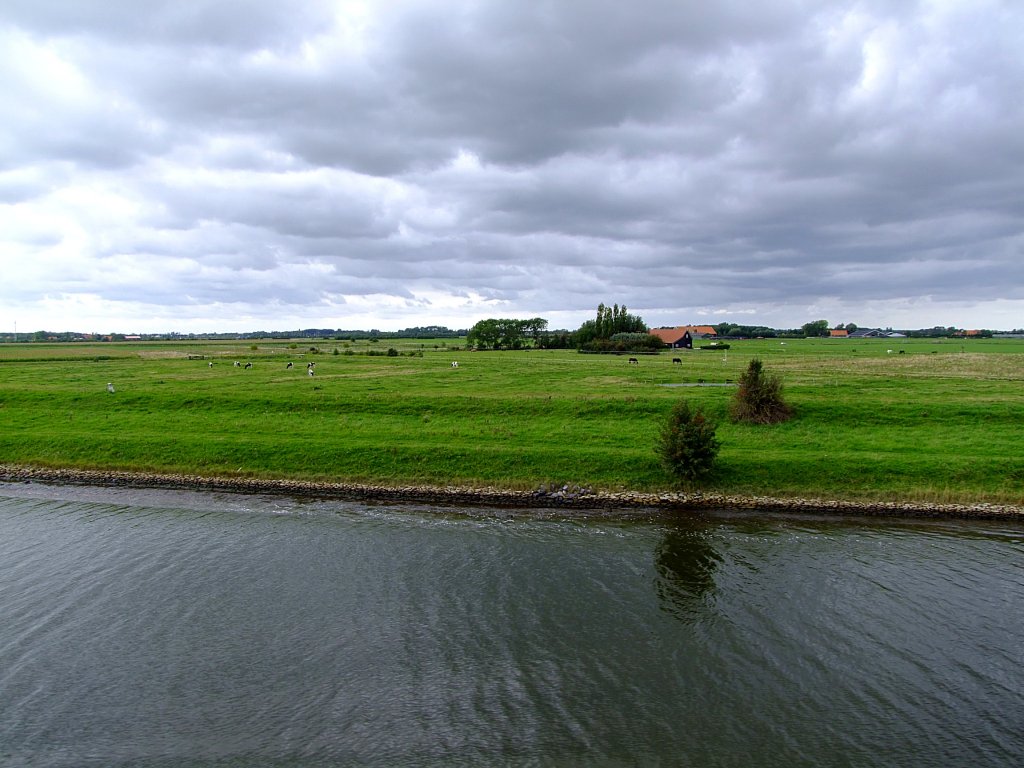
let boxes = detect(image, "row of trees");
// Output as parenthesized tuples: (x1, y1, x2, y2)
(464, 305, 1006, 352)
(467, 303, 663, 352)
(575, 303, 662, 352)
(465, 318, 548, 350)
(575, 303, 648, 343)
(798, 322, 997, 338)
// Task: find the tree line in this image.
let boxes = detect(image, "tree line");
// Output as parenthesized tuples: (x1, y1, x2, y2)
(465, 318, 550, 350)
(467, 303, 663, 352)
(464, 304, 1005, 352)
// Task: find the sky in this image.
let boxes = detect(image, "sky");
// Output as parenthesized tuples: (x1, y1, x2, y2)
(2, 0, 1022, 335)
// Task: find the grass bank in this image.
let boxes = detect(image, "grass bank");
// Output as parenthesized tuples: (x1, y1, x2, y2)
(0, 337, 1021, 507)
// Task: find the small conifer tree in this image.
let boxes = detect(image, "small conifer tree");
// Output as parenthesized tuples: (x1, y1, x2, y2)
(730, 358, 792, 424)
(656, 400, 721, 485)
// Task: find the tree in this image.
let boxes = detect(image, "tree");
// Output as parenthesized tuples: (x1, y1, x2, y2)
(729, 358, 792, 424)
(467, 318, 501, 349)
(656, 400, 721, 485)
(466, 318, 546, 350)
(524, 317, 548, 342)
(596, 303, 609, 338)
(578, 302, 648, 347)
(801, 320, 829, 337)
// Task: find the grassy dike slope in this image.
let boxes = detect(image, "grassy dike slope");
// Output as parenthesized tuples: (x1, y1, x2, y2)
(0, 337, 1022, 508)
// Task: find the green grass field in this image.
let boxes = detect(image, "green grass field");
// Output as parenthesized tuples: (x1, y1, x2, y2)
(1, 336, 1021, 504)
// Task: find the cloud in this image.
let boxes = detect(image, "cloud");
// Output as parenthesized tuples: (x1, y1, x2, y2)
(2, 0, 1022, 333)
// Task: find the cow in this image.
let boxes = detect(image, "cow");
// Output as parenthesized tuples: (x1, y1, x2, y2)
(286, 362, 293, 369)
(208, 362, 213, 368)
(244, 362, 253, 369)
(106, 382, 115, 393)
(233, 361, 241, 367)
(451, 361, 459, 368)
(308, 368, 315, 377)
(628, 357, 639, 365)
(672, 358, 682, 365)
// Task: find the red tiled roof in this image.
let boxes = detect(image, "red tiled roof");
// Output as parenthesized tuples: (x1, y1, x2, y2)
(650, 325, 717, 343)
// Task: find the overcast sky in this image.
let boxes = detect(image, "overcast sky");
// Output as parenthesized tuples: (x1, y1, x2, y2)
(2, 0, 1022, 334)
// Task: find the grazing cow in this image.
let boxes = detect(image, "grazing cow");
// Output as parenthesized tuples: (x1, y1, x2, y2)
(308, 368, 315, 377)
(628, 357, 639, 365)
(286, 362, 293, 369)
(244, 362, 253, 369)
(307, 362, 315, 369)
(106, 382, 115, 393)
(234, 361, 240, 367)
(887, 349, 893, 354)
(451, 361, 459, 368)
(672, 358, 682, 365)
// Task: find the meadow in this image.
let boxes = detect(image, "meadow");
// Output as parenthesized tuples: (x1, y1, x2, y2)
(1, 336, 1021, 505)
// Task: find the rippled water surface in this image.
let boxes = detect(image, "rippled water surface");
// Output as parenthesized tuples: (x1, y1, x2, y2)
(1, 482, 1022, 767)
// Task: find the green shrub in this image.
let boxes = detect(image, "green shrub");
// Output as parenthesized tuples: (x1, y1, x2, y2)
(730, 358, 792, 424)
(656, 400, 721, 485)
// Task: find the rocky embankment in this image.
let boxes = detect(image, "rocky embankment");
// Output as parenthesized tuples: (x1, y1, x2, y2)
(1, 465, 1021, 520)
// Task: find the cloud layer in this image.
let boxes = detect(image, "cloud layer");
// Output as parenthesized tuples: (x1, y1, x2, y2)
(3, 0, 1022, 332)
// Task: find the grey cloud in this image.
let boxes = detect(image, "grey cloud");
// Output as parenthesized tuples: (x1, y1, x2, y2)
(3, 0, 1023, 332)
(2, 0, 335, 49)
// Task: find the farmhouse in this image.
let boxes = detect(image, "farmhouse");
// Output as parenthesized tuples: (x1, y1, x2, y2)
(829, 329, 849, 338)
(650, 325, 717, 349)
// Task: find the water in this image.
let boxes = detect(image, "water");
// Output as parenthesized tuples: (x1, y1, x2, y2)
(1, 483, 1021, 767)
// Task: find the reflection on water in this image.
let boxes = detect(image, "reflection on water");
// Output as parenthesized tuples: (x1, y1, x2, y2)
(654, 522, 722, 617)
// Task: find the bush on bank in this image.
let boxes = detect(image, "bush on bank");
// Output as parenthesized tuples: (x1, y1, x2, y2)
(656, 400, 722, 485)
(730, 358, 792, 425)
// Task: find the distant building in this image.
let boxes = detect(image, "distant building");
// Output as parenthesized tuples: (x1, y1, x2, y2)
(829, 329, 849, 338)
(848, 328, 906, 338)
(650, 325, 718, 349)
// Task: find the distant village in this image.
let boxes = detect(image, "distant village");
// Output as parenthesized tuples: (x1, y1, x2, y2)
(650, 324, 1010, 347)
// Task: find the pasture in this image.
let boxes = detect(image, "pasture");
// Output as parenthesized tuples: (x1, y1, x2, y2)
(0, 336, 1021, 504)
